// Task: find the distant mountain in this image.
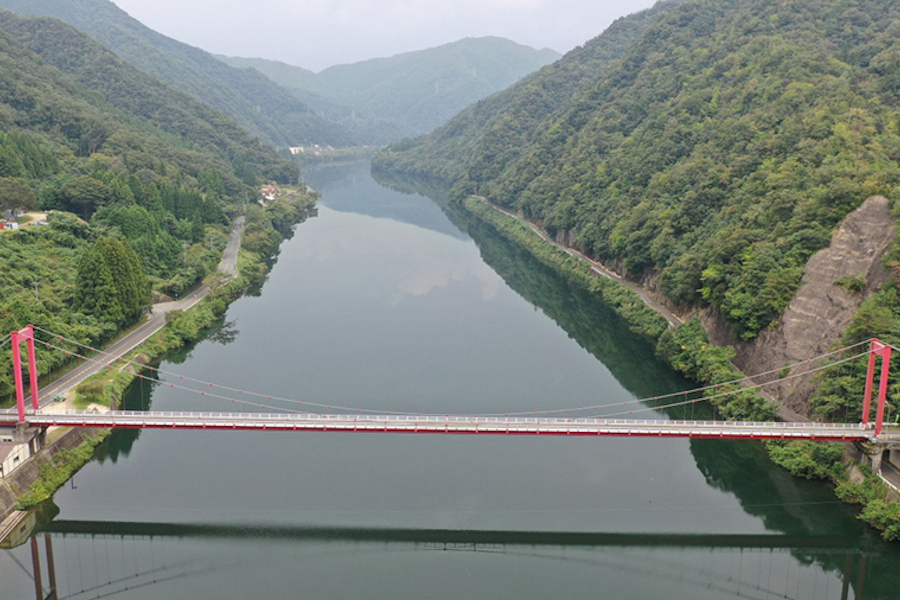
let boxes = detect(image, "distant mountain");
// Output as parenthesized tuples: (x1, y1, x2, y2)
(218, 55, 405, 146)
(219, 38, 561, 143)
(0, 10, 295, 186)
(0, 0, 359, 148)
(375, 0, 900, 340)
(372, 1, 686, 183)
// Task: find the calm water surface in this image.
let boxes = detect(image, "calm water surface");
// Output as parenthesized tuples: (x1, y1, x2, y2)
(2, 162, 898, 599)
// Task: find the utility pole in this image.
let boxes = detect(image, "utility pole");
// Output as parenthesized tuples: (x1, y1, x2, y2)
(32, 280, 39, 302)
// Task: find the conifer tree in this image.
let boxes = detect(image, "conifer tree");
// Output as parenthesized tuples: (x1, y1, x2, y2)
(76, 236, 149, 326)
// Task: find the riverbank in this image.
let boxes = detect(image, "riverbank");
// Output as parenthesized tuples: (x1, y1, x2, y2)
(0, 189, 317, 537)
(473, 197, 684, 328)
(463, 196, 775, 422)
(463, 198, 669, 341)
(461, 193, 900, 541)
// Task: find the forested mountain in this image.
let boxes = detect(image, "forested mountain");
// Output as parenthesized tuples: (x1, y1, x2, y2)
(373, 1, 686, 181)
(375, 0, 900, 340)
(219, 38, 561, 143)
(0, 0, 358, 148)
(217, 55, 405, 146)
(0, 9, 299, 367)
(0, 11, 296, 189)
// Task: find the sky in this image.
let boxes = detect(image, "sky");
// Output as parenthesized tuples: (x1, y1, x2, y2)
(109, 0, 658, 72)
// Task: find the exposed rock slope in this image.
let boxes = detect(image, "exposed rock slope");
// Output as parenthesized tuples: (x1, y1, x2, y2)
(702, 196, 895, 415)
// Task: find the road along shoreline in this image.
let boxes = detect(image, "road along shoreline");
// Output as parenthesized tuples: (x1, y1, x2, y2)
(21, 216, 245, 410)
(477, 197, 683, 328)
(1, 193, 315, 543)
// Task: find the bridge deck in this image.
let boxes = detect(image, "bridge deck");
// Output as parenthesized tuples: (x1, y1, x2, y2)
(0, 410, 874, 441)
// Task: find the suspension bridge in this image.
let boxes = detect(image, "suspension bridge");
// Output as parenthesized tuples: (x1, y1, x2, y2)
(0, 325, 897, 442)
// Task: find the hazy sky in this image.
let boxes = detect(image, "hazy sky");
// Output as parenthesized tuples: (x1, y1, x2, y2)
(109, 0, 658, 72)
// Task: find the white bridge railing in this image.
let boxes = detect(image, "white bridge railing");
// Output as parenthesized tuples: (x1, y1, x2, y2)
(0, 410, 875, 440)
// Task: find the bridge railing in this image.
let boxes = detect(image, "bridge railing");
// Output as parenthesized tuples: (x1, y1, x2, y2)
(16, 409, 873, 430)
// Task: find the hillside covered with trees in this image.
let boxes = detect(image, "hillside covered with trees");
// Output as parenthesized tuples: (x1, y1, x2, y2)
(0, 10, 305, 399)
(220, 38, 561, 144)
(375, 0, 900, 341)
(0, 0, 358, 148)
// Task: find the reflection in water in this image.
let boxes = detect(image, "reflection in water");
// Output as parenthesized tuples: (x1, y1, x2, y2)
(465, 217, 688, 401)
(4, 162, 899, 599)
(375, 166, 691, 403)
(206, 320, 240, 346)
(370, 165, 900, 599)
(4, 524, 880, 600)
(305, 162, 469, 240)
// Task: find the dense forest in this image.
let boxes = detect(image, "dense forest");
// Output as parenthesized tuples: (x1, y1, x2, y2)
(375, 0, 900, 341)
(0, 11, 297, 188)
(220, 38, 560, 144)
(0, 10, 304, 399)
(373, 0, 687, 181)
(0, 0, 358, 148)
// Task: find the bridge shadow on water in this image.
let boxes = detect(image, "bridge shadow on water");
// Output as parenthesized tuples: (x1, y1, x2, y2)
(1, 509, 892, 600)
(369, 167, 900, 599)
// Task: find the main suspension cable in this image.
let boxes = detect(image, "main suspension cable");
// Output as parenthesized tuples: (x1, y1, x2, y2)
(592, 350, 869, 419)
(32, 326, 870, 420)
(33, 327, 423, 416)
(37, 339, 304, 415)
(482, 339, 872, 417)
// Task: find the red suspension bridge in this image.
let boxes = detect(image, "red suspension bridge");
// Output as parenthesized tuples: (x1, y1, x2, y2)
(1, 325, 897, 442)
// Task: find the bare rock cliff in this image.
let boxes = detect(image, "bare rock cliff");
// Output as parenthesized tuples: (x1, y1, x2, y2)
(701, 195, 895, 416)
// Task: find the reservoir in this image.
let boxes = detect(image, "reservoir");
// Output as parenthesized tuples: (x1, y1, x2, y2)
(2, 161, 898, 598)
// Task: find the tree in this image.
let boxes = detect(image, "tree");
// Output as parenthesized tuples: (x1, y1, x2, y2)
(59, 176, 112, 218)
(0, 177, 36, 212)
(198, 167, 226, 198)
(0, 146, 25, 178)
(76, 236, 148, 326)
(191, 211, 204, 243)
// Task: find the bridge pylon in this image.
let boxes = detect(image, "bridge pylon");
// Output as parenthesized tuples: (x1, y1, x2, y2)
(862, 339, 892, 435)
(10, 324, 39, 423)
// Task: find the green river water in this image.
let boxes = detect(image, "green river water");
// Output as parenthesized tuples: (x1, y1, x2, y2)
(2, 161, 898, 599)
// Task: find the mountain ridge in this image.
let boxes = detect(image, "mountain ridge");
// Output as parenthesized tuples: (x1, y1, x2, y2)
(0, 9, 296, 186)
(0, 0, 359, 147)
(219, 37, 561, 143)
(375, 0, 900, 341)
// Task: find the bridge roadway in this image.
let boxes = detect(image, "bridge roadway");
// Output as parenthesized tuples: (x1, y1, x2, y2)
(0, 410, 876, 441)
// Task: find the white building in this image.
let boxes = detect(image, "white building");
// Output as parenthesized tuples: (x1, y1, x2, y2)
(0, 428, 44, 479)
(0, 442, 30, 479)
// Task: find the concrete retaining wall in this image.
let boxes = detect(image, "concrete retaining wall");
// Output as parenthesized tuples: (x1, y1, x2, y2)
(0, 427, 97, 523)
